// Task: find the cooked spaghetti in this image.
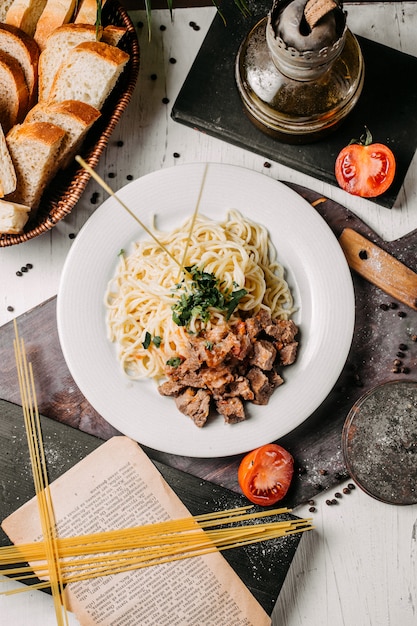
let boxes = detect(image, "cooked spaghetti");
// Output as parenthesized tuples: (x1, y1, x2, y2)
(105, 210, 295, 381)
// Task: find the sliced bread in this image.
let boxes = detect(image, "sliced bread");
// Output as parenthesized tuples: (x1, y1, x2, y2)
(25, 99, 101, 168)
(37, 23, 102, 101)
(0, 123, 17, 197)
(74, 0, 107, 24)
(0, 0, 16, 22)
(5, 0, 48, 38)
(0, 198, 30, 233)
(34, 0, 77, 50)
(0, 49, 29, 133)
(6, 121, 66, 210)
(48, 41, 129, 111)
(101, 25, 127, 47)
(0, 23, 40, 108)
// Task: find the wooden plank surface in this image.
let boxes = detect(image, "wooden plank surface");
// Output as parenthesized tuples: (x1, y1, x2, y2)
(1, 184, 416, 509)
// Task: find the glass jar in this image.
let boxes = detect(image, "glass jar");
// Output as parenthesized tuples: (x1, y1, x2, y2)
(235, 0, 365, 143)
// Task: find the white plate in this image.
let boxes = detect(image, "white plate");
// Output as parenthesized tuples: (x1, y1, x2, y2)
(57, 163, 354, 458)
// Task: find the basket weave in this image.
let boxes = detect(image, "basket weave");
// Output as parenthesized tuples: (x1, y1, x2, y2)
(0, 0, 140, 247)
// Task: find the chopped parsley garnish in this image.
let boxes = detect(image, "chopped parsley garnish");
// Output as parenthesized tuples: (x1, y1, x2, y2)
(166, 357, 182, 368)
(142, 331, 151, 349)
(171, 265, 247, 328)
(142, 333, 162, 349)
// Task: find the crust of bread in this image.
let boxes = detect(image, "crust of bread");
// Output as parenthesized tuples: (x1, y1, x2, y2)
(34, 0, 77, 50)
(38, 23, 102, 101)
(0, 49, 29, 133)
(48, 41, 129, 110)
(5, 0, 49, 38)
(74, 0, 107, 25)
(0, 198, 30, 233)
(6, 121, 66, 210)
(25, 99, 101, 168)
(101, 25, 127, 47)
(0, 23, 40, 108)
(0, 123, 17, 197)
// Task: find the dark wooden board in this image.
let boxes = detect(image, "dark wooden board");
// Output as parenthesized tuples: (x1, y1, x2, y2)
(1, 183, 416, 509)
(0, 399, 301, 615)
(171, 0, 417, 208)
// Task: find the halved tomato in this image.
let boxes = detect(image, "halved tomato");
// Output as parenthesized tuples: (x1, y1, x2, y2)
(238, 443, 294, 506)
(335, 127, 396, 198)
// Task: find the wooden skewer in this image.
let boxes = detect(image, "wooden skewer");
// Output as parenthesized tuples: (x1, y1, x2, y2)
(75, 155, 181, 267)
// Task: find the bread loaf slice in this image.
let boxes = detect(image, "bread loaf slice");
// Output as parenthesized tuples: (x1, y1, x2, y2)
(0, 49, 29, 133)
(0, 123, 17, 197)
(48, 41, 129, 111)
(101, 25, 127, 47)
(5, 0, 48, 38)
(6, 121, 66, 210)
(0, 0, 16, 22)
(0, 198, 30, 233)
(74, 0, 107, 24)
(34, 0, 76, 50)
(25, 99, 101, 168)
(37, 23, 102, 101)
(0, 23, 40, 108)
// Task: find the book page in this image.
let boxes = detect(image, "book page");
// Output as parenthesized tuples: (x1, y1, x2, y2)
(2, 436, 271, 626)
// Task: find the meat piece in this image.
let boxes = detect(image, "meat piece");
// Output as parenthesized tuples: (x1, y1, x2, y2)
(200, 365, 235, 395)
(265, 319, 298, 345)
(215, 396, 246, 424)
(279, 341, 298, 366)
(227, 376, 254, 401)
(175, 388, 211, 428)
(268, 369, 284, 388)
(247, 366, 276, 405)
(158, 379, 186, 397)
(249, 339, 277, 371)
(245, 309, 272, 340)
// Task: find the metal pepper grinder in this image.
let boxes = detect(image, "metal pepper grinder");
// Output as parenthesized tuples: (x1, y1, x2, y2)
(235, 0, 365, 143)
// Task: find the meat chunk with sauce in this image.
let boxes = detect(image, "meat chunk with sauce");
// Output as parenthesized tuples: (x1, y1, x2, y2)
(175, 388, 211, 427)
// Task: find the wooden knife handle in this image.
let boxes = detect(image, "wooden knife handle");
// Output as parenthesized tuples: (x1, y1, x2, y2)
(339, 228, 417, 311)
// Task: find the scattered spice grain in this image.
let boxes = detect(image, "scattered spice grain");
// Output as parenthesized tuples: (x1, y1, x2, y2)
(398, 311, 407, 318)
(325, 499, 332, 506)
(7, 305, 14, 312)
(334, 492, 342, 499)
(348, 483, 355, 490)
(358, 249, 368, 260)
(309, 506, 316, 513)
(399, 343, 408, 351)
(263, 161, 271, 168)
(169, 57, 177, 64)
(160, 24, 166, 31)
(343, 487, 350, 494)
(380, 303, 389, 311)
(69, 233, 76, 239)
(162, 97, 170, 104)
(390, 302, 398, 309)
(173, 152, 180, 158)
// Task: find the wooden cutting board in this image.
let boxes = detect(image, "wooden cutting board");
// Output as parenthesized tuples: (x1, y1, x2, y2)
(1, 183, 416, 509)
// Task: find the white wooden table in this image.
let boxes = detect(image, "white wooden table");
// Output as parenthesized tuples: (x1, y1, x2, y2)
(1, 4, 417, 625)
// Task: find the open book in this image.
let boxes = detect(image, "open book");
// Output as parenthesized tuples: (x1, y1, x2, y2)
(2, 436, 271, 626)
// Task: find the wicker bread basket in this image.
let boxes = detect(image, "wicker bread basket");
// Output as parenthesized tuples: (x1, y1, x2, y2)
(0, 0, 140, 247)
